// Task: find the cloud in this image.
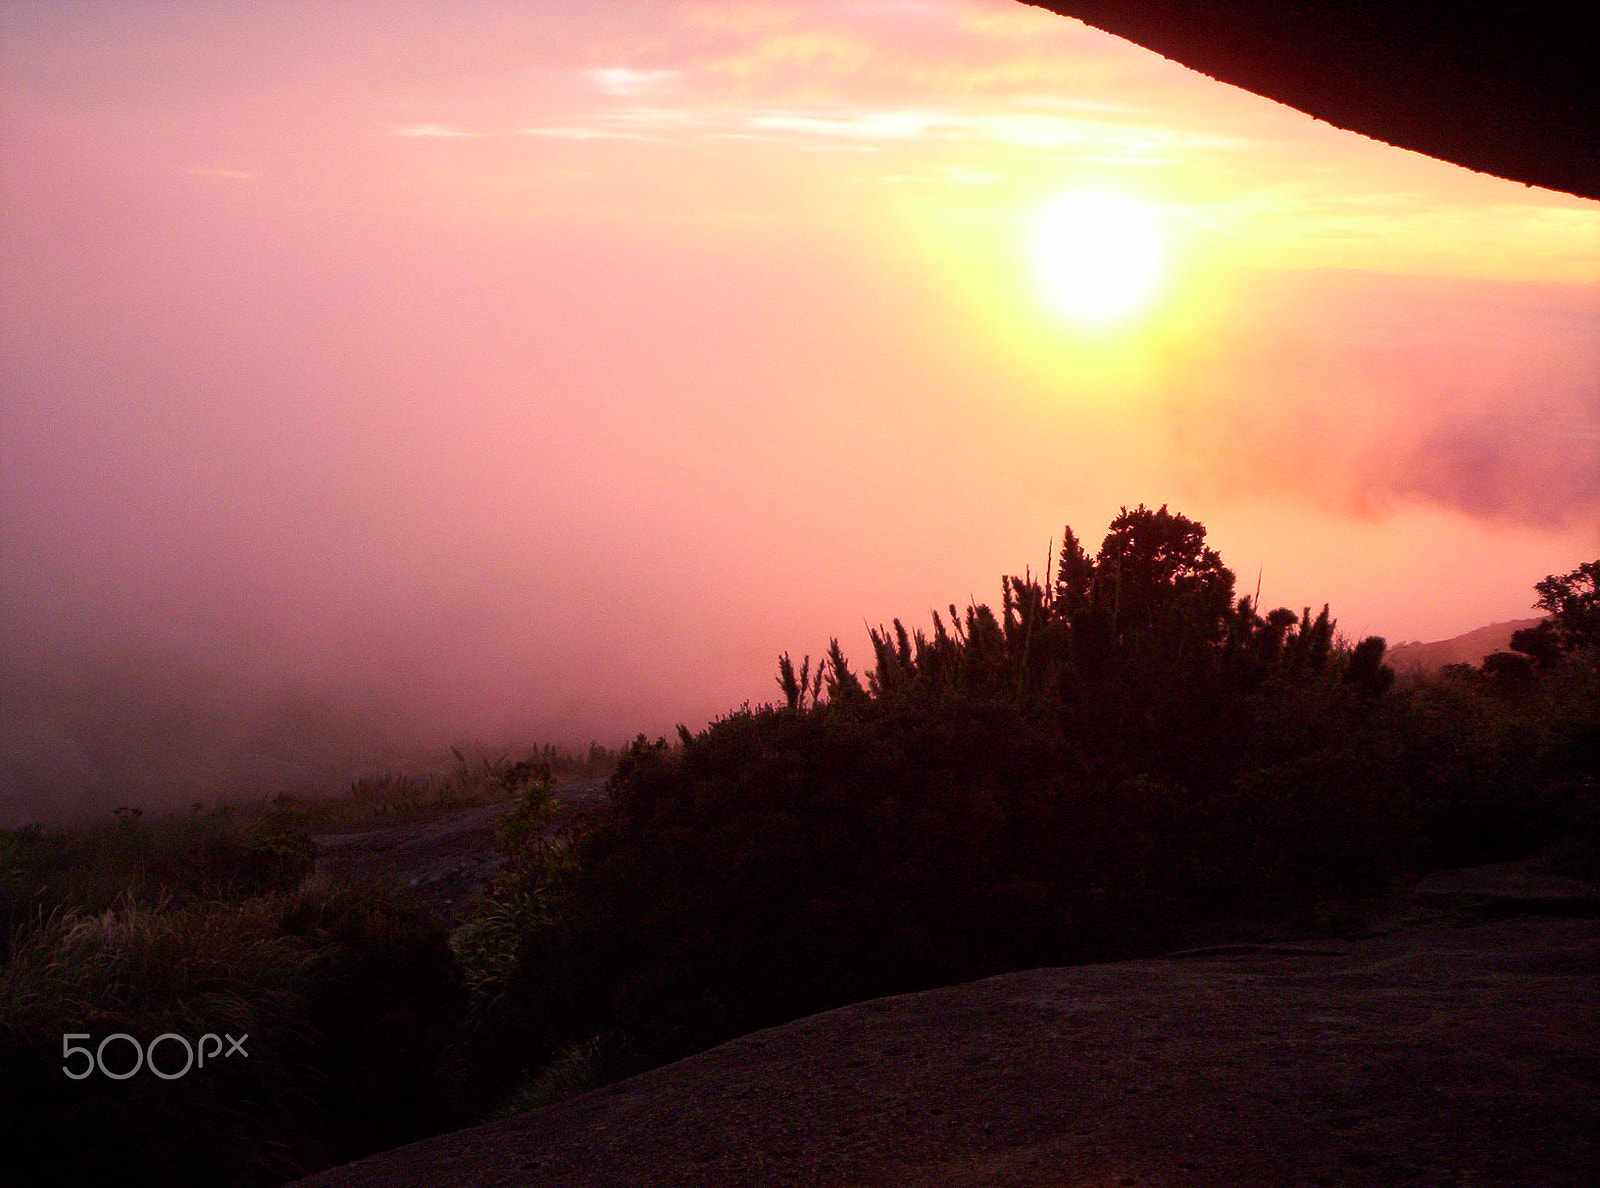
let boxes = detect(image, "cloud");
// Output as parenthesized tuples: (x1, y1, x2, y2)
(1393, 411, 1600, 523)
(744, 107, 951, 139)
(677, 0, 1181, 104)
(703, 29, 873, 80)
(586, 67, 679, 97)
(576, 97, 1239, 164)
(601, 106, 704, 129)
(395, 123, 489, 138)
(517, 126, 661, 140)
(678, 2, 800, 37)
(1159, 270, 1600, 529)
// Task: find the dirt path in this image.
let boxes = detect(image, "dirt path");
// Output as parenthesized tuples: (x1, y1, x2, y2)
(309, 778, 607, 920)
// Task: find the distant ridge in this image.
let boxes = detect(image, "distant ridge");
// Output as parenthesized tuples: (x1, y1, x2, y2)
(1385, 617, 1545, 673)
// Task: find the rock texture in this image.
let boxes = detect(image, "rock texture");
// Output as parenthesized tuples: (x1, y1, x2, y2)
(293, 856, 1600, 1188)
(1023, 3, 1599, 201)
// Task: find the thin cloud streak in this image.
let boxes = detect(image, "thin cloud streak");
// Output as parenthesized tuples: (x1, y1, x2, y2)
(517, 126, 662, 140)
(396, 124, 490, 137)
(587, 67, 681, 96)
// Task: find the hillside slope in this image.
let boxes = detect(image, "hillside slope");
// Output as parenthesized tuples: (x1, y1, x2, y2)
(293, 855, 1600, 1188)
(1386, 618, 1544, 673)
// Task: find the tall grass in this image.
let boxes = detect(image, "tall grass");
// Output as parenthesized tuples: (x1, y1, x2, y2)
(0, 809, 314, 961)
(0, 880, 468, 1187)
(265, 741, 620, 829)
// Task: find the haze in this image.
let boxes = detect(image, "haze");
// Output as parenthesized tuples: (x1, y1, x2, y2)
(3, 1, 1597, 823)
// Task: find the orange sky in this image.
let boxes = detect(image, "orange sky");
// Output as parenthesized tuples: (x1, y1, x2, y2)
(3, 1, 1598, 818)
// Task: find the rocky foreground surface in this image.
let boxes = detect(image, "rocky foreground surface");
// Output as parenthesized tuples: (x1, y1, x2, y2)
(295, 854, 1600, 1188)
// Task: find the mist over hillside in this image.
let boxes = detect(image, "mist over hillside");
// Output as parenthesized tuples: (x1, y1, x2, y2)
(1, 628, 414, 825)
(1385, 617, 1546, 673)
(0, 607, 612, 827)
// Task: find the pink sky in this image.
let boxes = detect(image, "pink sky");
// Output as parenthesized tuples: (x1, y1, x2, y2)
(3, 1, 1598, 819)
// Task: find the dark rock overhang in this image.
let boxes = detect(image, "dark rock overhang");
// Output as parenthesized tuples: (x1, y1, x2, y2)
(1021, 2, 1599, 202)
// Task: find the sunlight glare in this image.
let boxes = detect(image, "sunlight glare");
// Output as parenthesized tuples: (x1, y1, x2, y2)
(1034, 192, 1165, 327)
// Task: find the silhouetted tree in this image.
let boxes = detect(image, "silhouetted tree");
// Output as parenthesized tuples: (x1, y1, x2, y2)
(1509, 620, 1564, 670)
(1344, 635, 1395, 698)
(1533, 560, 1600, 653)
(1092, 504, 1236, 653)
(1482, 650, 1536, 688)
(1053, 526, 1095, 621)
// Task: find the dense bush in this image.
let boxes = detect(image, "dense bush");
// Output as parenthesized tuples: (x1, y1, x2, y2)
(488, 513, 1598, 1081)
(478, 512, 1346, 1070)
(1405, 646, 1600, 865)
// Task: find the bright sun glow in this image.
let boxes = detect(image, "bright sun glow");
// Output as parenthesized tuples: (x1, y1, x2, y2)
(1034, 192, 1165, 327)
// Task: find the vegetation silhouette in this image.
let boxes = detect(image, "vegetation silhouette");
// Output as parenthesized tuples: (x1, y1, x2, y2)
(490, 509, 1596, 1088)
(1534, 560, 1600, 653)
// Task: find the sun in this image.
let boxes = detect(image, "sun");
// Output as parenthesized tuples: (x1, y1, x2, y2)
(1033, 192, 1165, 327)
